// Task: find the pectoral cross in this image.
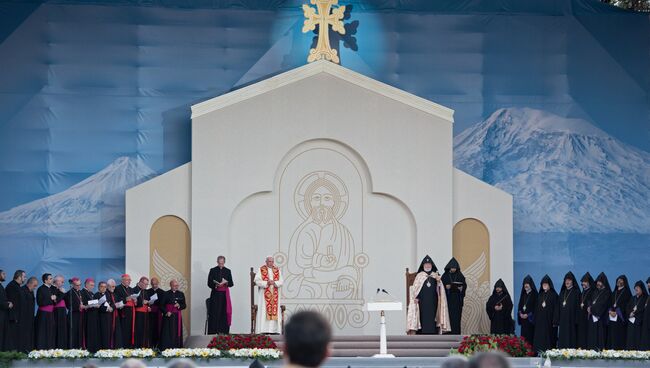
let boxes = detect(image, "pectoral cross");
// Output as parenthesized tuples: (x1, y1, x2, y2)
(302, 0, 346, 64)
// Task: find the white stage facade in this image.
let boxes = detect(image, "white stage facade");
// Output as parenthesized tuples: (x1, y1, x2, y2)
(124, 60, 513, 336)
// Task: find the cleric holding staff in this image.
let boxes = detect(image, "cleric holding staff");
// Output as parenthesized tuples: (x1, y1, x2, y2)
(207, 255, 233, 334)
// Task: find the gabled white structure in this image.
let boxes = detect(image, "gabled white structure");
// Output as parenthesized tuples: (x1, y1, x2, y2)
(126, 60, 512, 336)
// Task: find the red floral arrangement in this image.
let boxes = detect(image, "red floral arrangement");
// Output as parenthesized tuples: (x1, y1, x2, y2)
(455, 335, 535, 357)
(207, 334, 277, 350)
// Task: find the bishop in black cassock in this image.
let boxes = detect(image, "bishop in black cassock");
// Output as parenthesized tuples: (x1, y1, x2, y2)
(35, 274, 56, 349)
(207, 257, 234, 334)
(132, 277, 151, 348)
(0, 270, 12, 352)
(577, 272, 595, 349)
(146, 278, 165, 348)
(4, 270, 24, 351)
(640, 278, 650, 350)
(18, 278, 37, 352)
(557, 272, 580, 348)
(65, 278, 84, 348)
(626, 280, 647, 350)
(607, 275, 631, 350)
(441, 258, 466, 335)
(51, 276, 68, 349)
(114, 275, 135, 348)
(587, 272, 611, 350)
(518, 275, 537, 345)
(81, 279, 100, 352)
(486, 279, 513, 334)
(533, 275, 558, 354)
(159, 280, 187, 350)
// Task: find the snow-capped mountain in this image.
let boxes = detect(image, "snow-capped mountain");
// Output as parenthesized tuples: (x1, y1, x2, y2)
(454, 107, 650, 233)
(0, 156, 156, 234)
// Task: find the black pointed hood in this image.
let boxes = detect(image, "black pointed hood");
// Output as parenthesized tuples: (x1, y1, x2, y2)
(580, 272, 595, 290)
(417, 255, 437, 274)
(540, 274, 555, 292)
(492, 278, 510, 297)
(633, 280, 648, 296)
(595, 272, 611, 293)
(561, 271, 579, 293)
(520, 274, 538, 295)
(614, 274, 631, 294)
(444, 257, 461, 272)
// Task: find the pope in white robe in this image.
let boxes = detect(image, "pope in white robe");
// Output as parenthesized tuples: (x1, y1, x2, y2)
(254, 256, 284, 334)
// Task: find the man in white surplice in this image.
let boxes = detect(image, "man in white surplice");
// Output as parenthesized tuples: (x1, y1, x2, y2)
(254, 256, 284, 334)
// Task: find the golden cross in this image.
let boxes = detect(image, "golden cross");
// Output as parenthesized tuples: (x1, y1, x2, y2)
(302, 0, 346, 64)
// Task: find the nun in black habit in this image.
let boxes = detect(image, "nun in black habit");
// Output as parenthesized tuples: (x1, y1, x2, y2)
(533, 275, 559, 354)
(441, 257, 466, 335)
(577, 272, 595, 349)
(640, 277, 650, 350)
(557, 272, 580, 348)
(486, 279, 513, 334)
(518, 275, 537, 345)
(587, 272, 611, 350)
(607, 275, 631, 350)
(625, 280, 647, 350)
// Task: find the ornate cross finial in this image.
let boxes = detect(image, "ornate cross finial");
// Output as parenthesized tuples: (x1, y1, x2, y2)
(302, 0, 346, 64)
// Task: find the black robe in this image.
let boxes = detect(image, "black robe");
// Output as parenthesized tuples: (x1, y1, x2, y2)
(577, 272, 595, 349)
(557, 272, 579, 348)
(641, 280, 650, 350)
(606, 276, 631, 350)
(4, 280, 22, 351)
(626, 287, 647, 350)
(0, 282, 10, 352)
(96, 291, 114, 349)
(159, 290, 187, 349)
(51, 285, 68, 349)
(486, 279, 513, 334)
(81, 288, 100, 352)
(64, 288, 84, 348)
(35, 284, 56, 349)
(517, 275, 537, 346)
(18, 286, 35, 352)
(207, 266, 234, 334)
(114, 284, 135, 348)
(145, 287, 164, 348)
(441, 258, 466, 335)
(533, 275, 559, 353)
(132, 286, 150, 348)
(416, 255, 439, 335)
(107, 291, 123, 349)
(587, 273, 611, 350)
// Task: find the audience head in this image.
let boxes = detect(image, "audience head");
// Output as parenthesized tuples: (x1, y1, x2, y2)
(217, 255, 226, 267)
(42, 273, 52, 285)
(170, 279, 179, 291)
(138, 276, 149, 289)
(151, 277, 159, 289)
(85, 278, 95, 291)
(26, 277, 38, 290)
(442, 357, 469, 368)
(284, 310, 332, 367)
(468, 352, 511, 368)
(167, 359, 196, 368)
(120, 359, 147, 368)
(121, 274, 132, 287)
(13, 269, 26, 284)
(54, 275, 65, 288)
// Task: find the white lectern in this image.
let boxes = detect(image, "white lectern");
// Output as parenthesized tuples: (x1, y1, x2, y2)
(366, 301, 403, 358)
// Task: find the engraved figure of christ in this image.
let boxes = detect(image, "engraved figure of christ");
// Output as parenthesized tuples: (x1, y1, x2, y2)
(287, 183, 358, 299)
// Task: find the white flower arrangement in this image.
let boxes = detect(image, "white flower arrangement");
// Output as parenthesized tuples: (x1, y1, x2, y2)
(226, 348, 282, 360)
(28, 349, 90, 360)
(161, 348, 221, 359)
(94, 349, 156, 359)
(544, 349, 650, 361)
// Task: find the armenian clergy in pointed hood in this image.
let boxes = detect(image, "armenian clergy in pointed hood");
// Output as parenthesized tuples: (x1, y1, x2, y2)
(557, 272, 580, 348)
(441, 257, 466, 334)
(625, 280, 647, 350)
(607, 274, 631, 350)
(533, 275, 559, 354)
(486, 279, 513, 334)
(640, 277, 650, 350)
(518, 275, 537, 345)
(577, 272, 595, 349)
(587, 272, 611, 350)
(407, 255, 451, 335)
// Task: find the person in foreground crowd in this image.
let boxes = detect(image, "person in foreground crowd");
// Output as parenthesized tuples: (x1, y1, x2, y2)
(35, 273, 56, 349)
(607, 275, 631, 350)
(254, 256, 283, 334)
(115, 274, 135, 348)
(486, 279, 513, 334)
(4, 270, 24, 351)
(52, 275, 68, 349)
(283, 310, 332, 368)
(407, 255, 451, 335)
(468, 351, 511, 368)
(533, 275, 558, 353)
(133, 276, 151, 348)
(625, 280, 647, 350)
(159, 279, 186, 349)
(442, 257, 466, 335)
(517, 275, 537, 345)
(577, 272, 594, 349)
(587, 272, 610, 350)
(207, 256, 234, 335)
(106, 279, 124, 349)
(146, 277, 164, 348)
(557, 272, 579, 348)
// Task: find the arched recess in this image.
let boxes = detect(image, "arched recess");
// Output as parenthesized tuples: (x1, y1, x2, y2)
(453, 218, 490, 335)
(150, 215, 191, 338)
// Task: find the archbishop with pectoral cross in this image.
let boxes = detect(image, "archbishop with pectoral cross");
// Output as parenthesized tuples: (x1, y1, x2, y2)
(406, 255, 451, 334)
